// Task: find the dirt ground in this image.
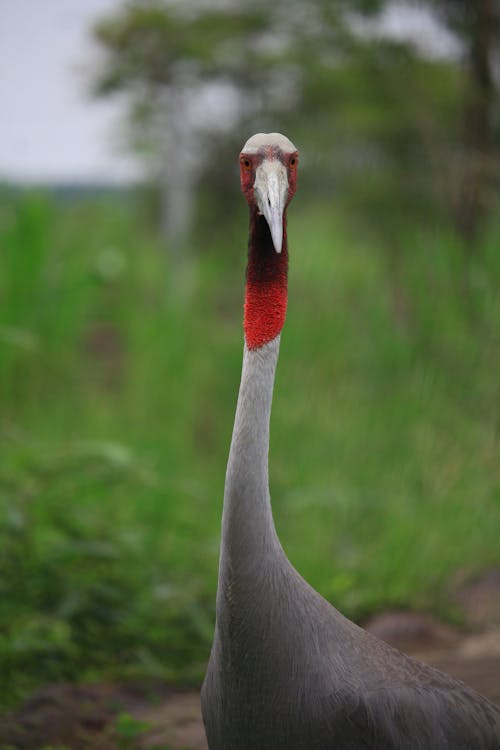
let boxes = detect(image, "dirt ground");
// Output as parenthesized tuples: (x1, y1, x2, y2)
(2, 570, 499, 750)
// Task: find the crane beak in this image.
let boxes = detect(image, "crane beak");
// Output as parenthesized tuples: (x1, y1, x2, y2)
(253, 160, 288, 253)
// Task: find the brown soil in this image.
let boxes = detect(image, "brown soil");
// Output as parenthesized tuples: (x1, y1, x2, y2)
(2, 572, 499, 750)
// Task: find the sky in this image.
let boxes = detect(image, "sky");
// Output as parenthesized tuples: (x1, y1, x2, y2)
(0, 0, 140, 183)
(0, 0, 460, 185)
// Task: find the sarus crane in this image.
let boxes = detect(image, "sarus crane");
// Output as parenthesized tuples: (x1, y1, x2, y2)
(201, 132, 500, 749)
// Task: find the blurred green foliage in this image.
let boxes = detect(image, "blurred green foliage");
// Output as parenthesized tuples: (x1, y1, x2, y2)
(0, 187, 499, 708)
(114, 712, 150, 749)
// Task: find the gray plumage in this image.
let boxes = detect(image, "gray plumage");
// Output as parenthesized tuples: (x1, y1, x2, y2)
(201, 134, 500, 749)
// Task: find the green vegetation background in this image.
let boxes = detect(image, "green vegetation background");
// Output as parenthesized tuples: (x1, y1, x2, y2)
(1, 185, 498, 708)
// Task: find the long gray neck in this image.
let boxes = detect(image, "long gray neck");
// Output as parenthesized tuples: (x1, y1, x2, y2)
(219, 336, 283, 577)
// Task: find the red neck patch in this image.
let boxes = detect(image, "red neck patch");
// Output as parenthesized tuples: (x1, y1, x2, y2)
(244, 209, 288, 350)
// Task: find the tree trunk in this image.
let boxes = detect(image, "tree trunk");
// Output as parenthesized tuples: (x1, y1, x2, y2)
(455, 0, 497, 246)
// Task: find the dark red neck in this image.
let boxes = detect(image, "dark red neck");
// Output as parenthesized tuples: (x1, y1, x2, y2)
(244, 207, 288, 350)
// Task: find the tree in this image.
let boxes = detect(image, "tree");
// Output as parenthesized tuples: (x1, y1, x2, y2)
(430, 0, 500, 244)
(91, 0, 498, 249)
(91, 1, 286, 247)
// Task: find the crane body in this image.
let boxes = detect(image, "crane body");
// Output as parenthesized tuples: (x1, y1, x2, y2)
(201, 133, 500, 749)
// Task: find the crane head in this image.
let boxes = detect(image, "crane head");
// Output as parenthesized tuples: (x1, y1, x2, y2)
(239, 133, 298, 254)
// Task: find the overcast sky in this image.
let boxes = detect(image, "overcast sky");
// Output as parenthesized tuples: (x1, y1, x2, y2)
(0, 0, 140, 183)
(0, 1, 460, 185)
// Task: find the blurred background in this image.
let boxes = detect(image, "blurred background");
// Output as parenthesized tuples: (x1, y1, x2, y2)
(1, 0, 499, 712)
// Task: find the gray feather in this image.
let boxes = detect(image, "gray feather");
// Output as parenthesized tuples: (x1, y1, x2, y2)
(202, 308, 500, 749)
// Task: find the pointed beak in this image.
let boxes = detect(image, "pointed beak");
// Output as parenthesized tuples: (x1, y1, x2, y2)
(253, 160, 288, 253)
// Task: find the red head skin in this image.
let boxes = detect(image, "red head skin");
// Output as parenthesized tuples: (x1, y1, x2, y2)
(239, 144, 299, 350)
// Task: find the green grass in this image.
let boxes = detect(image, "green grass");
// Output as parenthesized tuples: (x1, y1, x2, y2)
(0, 189, 499, 708)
